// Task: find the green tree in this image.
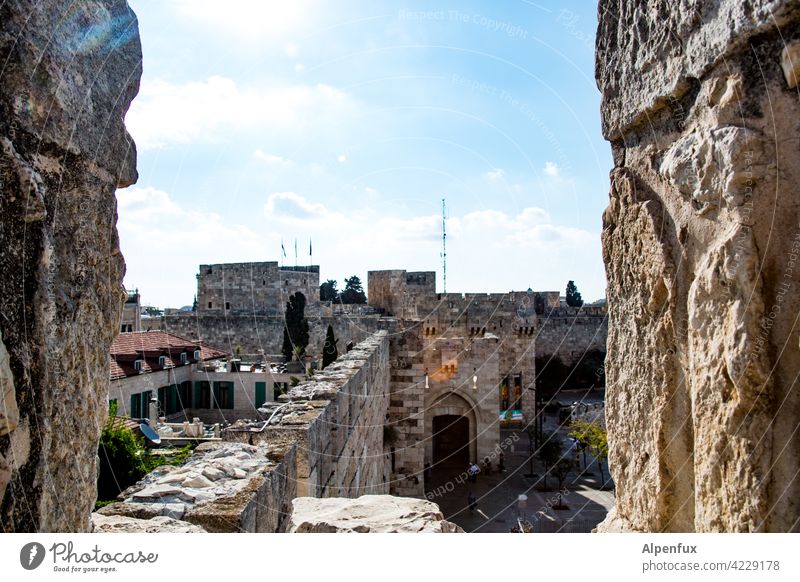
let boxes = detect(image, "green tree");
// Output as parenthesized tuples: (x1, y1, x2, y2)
(536, 432, 564, 490)
(142, 305, 163, 317)
(319, 279, 339, 302)
(566, 280, 583, 307)
(282, 291, 309, 361)
(97, 402, 191, 502)
(191, 295, 197, 312)
(322, 324, 339, 369)
(569, 420, 609, 486)
(340, 275, 367, 304)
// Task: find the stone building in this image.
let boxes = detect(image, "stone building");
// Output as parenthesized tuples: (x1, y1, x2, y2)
(197, 262, 320, 315)
(110, 331, 295, 425)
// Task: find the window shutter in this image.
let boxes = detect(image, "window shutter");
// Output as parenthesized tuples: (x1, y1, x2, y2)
(213, 382, 220, 409)
(255, 382, 266, 408)
(228, 382, 234, 409)
(194, 382, 203, 408)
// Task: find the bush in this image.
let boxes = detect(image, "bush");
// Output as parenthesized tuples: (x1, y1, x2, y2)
(97, 402, 193, 503)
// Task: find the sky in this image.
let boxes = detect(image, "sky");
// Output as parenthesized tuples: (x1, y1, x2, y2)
(120, 0, 611, 308)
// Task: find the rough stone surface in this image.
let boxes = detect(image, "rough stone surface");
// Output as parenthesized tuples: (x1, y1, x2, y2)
(596, 0, 800, 532)
(91, 513, 206, 533)
(288, 495, 464, 533)
(0, 0, 141, 532)
(98, 441, 296, 532)
(226, 332, 391, 499)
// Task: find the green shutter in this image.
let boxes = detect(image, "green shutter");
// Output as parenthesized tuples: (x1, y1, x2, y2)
(169, 384, 178, 415)
(130, 393, 140, 418)
(142, 391, 152, 418)
(228, 382, 234, 409)
(194, 382, 203, 408)
(213, 382, 220, 409)
(255, 382, 266, 408)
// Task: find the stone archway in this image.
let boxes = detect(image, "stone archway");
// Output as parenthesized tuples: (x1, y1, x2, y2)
(432, 415, 470, 470)
(425, 391, 480, 477)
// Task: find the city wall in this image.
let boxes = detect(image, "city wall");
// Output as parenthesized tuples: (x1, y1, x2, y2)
(226, 331, 392, 498)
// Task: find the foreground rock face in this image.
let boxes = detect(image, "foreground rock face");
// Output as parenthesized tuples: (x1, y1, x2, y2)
(98, 441, 296, 533)
(0, 1, 141, 531)
(91, 514, 206, 533)
(288, 495, 464, 533)
(596, 1, 800, 531)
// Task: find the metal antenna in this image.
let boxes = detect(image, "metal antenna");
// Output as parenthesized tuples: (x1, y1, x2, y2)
(442, 198, 447, 294)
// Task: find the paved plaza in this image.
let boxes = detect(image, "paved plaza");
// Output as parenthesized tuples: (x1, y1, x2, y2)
(425, 427, 615, 533)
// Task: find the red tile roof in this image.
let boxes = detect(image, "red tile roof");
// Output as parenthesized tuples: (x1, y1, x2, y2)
(110, 331, 227, 380)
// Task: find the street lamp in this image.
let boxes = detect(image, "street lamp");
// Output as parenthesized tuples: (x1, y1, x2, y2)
(472, 368, 478, 391)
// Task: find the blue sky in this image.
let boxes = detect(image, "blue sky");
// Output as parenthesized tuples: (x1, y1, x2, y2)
(120, 0, 610, 308)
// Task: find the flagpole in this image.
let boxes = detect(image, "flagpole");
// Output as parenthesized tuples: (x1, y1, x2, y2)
(294, 238, 298, 268)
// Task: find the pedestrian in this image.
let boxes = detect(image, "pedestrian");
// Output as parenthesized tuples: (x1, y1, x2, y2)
(498, 452, 506, 473)
(423, 459, 432, 482)
(468, 491, 477, 513)
(468, 462, 479, 483)
(482, 456, 492, 475)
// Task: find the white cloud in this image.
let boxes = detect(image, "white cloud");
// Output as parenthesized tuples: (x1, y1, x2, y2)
(168, 0, 321, 43)
(543, 161, 560, 177)
(125, 76, 356, 149)
(484, 168, 505, 181)
(337, 154, 347, 163)
(117, 186, 264, 306)
(253, 150, 290, 165)
(264, 191, 331, 221)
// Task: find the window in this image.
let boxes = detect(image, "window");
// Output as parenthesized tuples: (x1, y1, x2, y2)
(179, 381, 192, 409)
(108, 399, 118, 413)
(225, 302, 231, 310)
(130, 393, 142, 419)
(194, 349, 201, 361)
(194, 381, 211, 409)
(158, 355, 167, 368)
(213, 382, 234, 409)
(180, 352, 188, 364)
(255, 382, 267, 408)
(208, 302, 213, 309)
(133, 359, 143, 372)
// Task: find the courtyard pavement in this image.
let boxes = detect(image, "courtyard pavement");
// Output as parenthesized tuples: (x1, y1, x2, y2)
(425, 425, 615, 533)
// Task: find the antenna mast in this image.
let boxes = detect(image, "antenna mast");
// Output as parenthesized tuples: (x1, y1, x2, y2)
(442, 198, 447, 294)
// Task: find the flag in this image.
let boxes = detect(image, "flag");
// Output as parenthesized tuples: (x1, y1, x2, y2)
(309, 239, 312, 256)
(281, 240, 286, 257)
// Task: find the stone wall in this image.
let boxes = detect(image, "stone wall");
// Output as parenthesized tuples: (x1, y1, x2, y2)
(596, 0, 800, 532)
(97, 440, 296, 533)
(536, 309, 608, 367)
(153, 312, 387, 362)
(225, 331, 392, 499)
(197, 262, 320, 316)
(0, 0, 141, 532)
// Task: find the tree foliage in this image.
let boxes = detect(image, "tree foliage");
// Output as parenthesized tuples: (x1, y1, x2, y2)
(282, 291, 309, 361)
(566, 280, 583, 307)
(568, 420, 609, 485)
(319, 279, 339, 302)
(97, 402, 191, 503)
(322, 324, 338, 369)
(536, 432, 564, 490)
(340, 275, 367, 304)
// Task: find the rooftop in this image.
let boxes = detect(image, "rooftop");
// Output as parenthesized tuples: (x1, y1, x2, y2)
(110, 331, 227, 380)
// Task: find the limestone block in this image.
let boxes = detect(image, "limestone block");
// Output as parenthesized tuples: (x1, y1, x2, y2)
(92, 513, 205, 533)
(288, 495, 464, 533)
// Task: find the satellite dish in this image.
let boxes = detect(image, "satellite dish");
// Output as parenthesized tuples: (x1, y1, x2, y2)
(139, 423, 161, 445)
